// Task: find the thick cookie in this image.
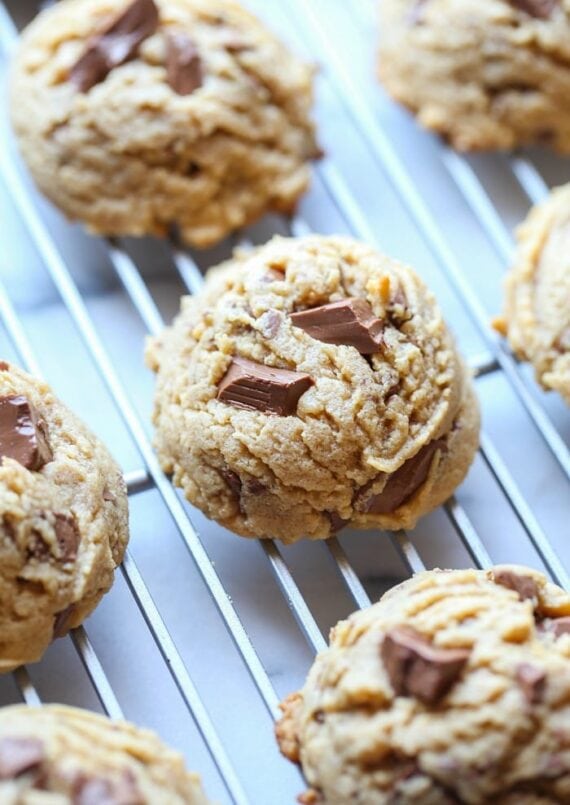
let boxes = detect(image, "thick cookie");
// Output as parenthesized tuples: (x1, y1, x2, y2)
(379, 0, 570, 152)
(10, 0, 318, 248)
(495, 184, 570, 404)
(276, 565, 570, 804)
(146, 235, 479, 542)
(0, 704, 210, 803)
(0, 363, 128, 672)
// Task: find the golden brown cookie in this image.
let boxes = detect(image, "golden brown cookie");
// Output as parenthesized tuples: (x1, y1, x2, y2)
(146, 235, 480, 542)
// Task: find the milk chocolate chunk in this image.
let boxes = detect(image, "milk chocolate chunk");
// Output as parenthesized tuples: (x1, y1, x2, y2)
(360, 439, 443, 515)
(516, 663, 546, 704)
(381, 626, 469, 705)
(542, 616, 570, 638)
(219, 467, 242, 498)
(0, 737, 44, 779)
(326, 511, 349, 533)
(166, 31, 203, 95)
(0, 395, 53, 471)
(508, 0, 557, 18)
(493, 569, 538, 601)
(75, 771, 143, 805)
(70, 0, 159, 92)
(290, 298, 384, 354)
(54, 513, 80, 562)
(217, 357, 313, 416)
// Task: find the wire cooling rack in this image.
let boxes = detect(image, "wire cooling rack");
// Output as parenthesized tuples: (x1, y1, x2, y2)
(0, 1, 569, 802)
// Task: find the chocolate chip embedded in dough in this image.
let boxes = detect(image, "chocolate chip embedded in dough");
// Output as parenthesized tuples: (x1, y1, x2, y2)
(326, 511, 349, 534)
(0, 737, 44, 780)
(70, 0, 159, 92)
(290, 298, 384, 354)
(74, 770, 144, 805)
(53, 604, 75, 639)
(516, 663, 546, 704)
(508, 0, 558, 19)
(358, 439, 444, 515)
(166, 31, 203, 96)
(54, 513, 80, 562)
(493, 568, 539, 601)
(0, 395, 53, 471)
(217, 357, 313, 416)
(541, 616, 570, 638)
(219, 467, 242, 499)
(0, 361, 9, 371)
(381, 625, 470, 705)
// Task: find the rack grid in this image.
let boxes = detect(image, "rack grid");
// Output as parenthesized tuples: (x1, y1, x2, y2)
(0, 1, 569, 803)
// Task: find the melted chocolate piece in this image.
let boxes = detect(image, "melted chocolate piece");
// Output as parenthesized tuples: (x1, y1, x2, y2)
(290, 298, 384, 354)
(0, 737, 44, 780)
(219, 467, 242, 499)
(166, 31, 203, 95)
(0, 361, 9, 371)
(70, 0, 159, 92)
(508, 0, 557, 18)
(381, 626, 470, 705)
(516, 663, 546, 704)
(54, 514, 80, 562)
(493, 569, 538, 601)
(0, 395, 53, 471)
(359, 439, 444, 515)
(217, 357, 313, 416)
(326, 511, 349, 533)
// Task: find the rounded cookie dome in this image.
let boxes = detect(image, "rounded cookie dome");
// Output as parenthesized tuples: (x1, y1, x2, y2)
(379, 0, 570, 152)
(0, 704, 210, 802)
(496, 183, 570, 404)
(10, 0, 318, 247)
(146, 235, 479, 542)
(276, 565, 570, 804)
(0, 363, 128, 672)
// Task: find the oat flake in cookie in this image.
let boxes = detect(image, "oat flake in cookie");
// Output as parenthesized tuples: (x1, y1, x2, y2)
(0, 704, 210, 803)
(10, 0, 318, 249)
(379, 0, 570, 152)
(146, 235, 479, 542)
(0, 363, 128, 672)
(276, 565, 570, 804)
(495, 183, 570, 405)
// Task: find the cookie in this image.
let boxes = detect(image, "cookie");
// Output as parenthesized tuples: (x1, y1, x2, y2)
(146, 235, 480, 543)
(0, 704, 210, 803)
(494, 184, 570, 404)
(10, 0, 318, 248)
(379, 0, 570, 152)
(0, 363, 128, 672)
(276, 565, 570, 804)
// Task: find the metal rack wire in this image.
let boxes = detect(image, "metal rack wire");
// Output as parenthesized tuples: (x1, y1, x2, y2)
(0, 1, 569, 803)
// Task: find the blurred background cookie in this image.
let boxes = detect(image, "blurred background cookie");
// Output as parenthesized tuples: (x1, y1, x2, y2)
(146, 235, 479, 542)
(10, 0, 319, 247)
(495, 184, 570, 405)
(379, 0, 570, 152)
(0, 704, 210, 802)
(277, 565, 570, 803)
(0, 363, 128, 672)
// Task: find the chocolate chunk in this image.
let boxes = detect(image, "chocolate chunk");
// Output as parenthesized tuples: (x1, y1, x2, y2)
(217, 357, 313, 416)
(259, 310, 281, 339)
(53, 604, 75, 639)
(103, 487, 116, 503)
(493, 569, 538, 601)
(326, 511, 349, 533)
(516, 663, 546, 704)
(0, 395, 53, 471)
(219, 467, 242, 498)
(542, 616, 570, 638)
(0, 361, 9, 371)
(246, 478, 266, 495)
(0, 737, 44, 780)
(290, 298, 384, 355)
(381, 626, 470, 705)
(54, 514, 80, 562)
(70, 0, 159, 92)
(74, 771, 143, 805)
(166, 31, 203, 95)
(359, 439, 444, 515)
(508, 0, 557, 18)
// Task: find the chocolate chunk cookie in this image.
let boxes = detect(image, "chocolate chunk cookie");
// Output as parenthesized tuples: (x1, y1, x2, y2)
(495, 183, 570, 404)
(146, 235, 479, 542)
(0, 363, 128, 672)
(276, 565, 570, 804)
(379, 0, 570, 151)
(0, 704, 210, 803)
(10, 0, 318, 248)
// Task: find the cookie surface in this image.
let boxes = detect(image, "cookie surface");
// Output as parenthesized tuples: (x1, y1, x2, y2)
(146, 235, 479, 542)
(495, 183, 570, 404)
(276, 565, 570, 804)
(10, 0, 318, 248)
(0, 704, 210, 803)
(379, 0, 570, 152)
(0, 363, 128, 672)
